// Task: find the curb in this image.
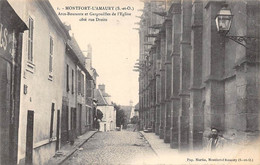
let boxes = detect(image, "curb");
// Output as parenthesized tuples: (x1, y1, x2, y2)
(57, 131, 98, 165)
(138, 131, 159, 157)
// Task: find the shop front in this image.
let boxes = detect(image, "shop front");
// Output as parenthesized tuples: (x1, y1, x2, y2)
(0, 0, 27, 164)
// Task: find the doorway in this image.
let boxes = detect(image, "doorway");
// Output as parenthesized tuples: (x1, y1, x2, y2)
(25, 110, 34, 165)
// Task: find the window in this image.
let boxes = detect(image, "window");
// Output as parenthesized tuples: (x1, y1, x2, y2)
(78, 70, 81, 95)
(77, 71, 85, 96)
(72, 69, 74, 94)
(66, 65, 69, 92)
(71, 108, 76, 130)
(70, 108, 73, 130)
(86, 107, 88, 125)
(49, 36, 54, 74)
(81, 73, 84, 96)
(85, 107, 91, 125)
(88, 108, 92, 124)
(28, 17, 34, 62)
(86, 80, 92, 98)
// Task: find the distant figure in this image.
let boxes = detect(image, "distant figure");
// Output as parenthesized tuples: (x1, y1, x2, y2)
(97, 119, 100, 131)
(133, 123, 137, 132)
(207, 128, 225, 151)
(133, 120, 140, 132)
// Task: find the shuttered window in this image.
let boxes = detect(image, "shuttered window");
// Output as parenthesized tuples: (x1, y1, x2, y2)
(28, 17, 34, 62)
(66, 65, 69, 92)
(86, 80, 92, 98)
(78, 70, 81, 95)
(77, 71, 86, 96)
(49, 36, 53, 73)
(88, 108, 92, 124)
(72, 69, 74, 94)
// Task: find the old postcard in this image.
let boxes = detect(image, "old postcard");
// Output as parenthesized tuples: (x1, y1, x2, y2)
(0, 0, 259, 164)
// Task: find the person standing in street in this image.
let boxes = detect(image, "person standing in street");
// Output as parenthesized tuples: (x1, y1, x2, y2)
(207, 128, 225, 151)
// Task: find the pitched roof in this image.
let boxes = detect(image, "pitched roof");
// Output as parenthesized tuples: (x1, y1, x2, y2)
(67, 36, 85, 66)
(39, 0, 70, 40)
(66, 36, 93, 80)
(102, 92, 111, 97)
(94, 89, 108, 106)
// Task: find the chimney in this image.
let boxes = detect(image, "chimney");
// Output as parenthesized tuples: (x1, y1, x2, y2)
(98, 84, 105, 93)
(87, 44, 92, 68)
(63, 23, 73, 37)
(63, 23, 71, 31)
(84, 44, 92, 71)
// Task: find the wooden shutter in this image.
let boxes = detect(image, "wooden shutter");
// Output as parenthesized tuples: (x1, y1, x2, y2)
(49, 36, 53, 73)
(28, 17, 34, 62)
(81, 73, 84, 96)
(72, 69, 74, 94)
(66, 65, 69, 92)
(78, 70, 81, 95)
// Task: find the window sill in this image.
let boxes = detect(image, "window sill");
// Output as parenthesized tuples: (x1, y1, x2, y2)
(34, 137, 57, 149)
(26, 61, 35, 73)
(49, 137, 56, 142)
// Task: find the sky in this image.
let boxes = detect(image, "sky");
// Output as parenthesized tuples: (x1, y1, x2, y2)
(50, 0, 143, 106)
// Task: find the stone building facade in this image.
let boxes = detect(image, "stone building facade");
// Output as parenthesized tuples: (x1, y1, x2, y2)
(17, 1, 70, 164)
(61, 35, 94, 147)
(138, 0, 260, 152)
(94, 84, 116, 132)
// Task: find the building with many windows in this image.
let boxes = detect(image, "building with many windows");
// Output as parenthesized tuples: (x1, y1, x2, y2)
(17, 0, 70, 164)
(0, 0, 99, 164)
(94, 84, 116, 132)
(61, 33, 94, 146)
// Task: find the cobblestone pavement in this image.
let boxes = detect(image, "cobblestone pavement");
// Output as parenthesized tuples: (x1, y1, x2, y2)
(63, 130, 158, 165)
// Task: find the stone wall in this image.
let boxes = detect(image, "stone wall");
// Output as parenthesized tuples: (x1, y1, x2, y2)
(138, 0, 260, 152)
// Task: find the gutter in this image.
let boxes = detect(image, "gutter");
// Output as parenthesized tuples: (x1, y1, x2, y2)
(37, 0, 71, 40)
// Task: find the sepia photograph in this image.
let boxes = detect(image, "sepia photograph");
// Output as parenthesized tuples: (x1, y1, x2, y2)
(0, 0, 260, 164)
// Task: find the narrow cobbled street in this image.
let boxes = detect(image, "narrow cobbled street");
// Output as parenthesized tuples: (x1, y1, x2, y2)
(63, 130, 157, 165)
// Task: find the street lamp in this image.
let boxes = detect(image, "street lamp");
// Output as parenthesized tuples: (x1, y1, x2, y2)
(215, 5, 259, 51)
(215, 6, 233, 34)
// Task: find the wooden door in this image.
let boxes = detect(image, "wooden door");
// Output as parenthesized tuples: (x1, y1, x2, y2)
(25, 110, 34, 165)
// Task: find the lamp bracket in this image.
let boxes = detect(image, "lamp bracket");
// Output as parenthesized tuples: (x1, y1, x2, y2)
(225, 35, 259, 51)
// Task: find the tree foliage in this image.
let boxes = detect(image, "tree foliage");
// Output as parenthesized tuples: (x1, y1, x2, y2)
(131, 116, 139, 124)
(96, 109, 103, 121)
(116, 110, 127, 127)
(113, 103, 127, 127)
